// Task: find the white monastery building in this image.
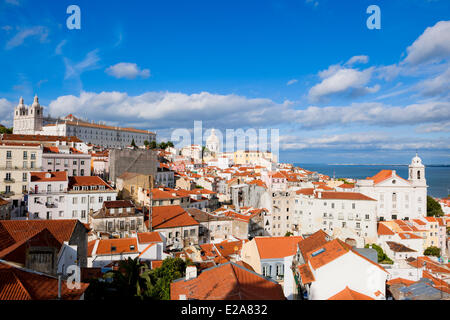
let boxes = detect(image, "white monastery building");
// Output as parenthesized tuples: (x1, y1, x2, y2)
(13, 96, 156, 148)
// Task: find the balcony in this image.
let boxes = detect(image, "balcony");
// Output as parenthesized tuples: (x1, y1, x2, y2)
(3, 178, 15, 183)
(45, 202, 58, 208)
(0, 191, 15, 197)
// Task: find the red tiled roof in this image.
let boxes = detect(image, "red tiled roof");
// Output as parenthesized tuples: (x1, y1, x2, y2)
(378, 223, 395, 236)
(170, 262, 285, 300)
(137, 232, 163, 244)
(298, 230, 329, 260)
(387, 278, 416, 286)
(30, 171, 67, 182)
(328, 286, 374, 300)
(298, 264, 315, 284)
(318, 192, 376, 201)
(151, 205, 199, 229)
(94, 238, 138, 256)
(0, 220, 82, 252)
(254, 236, 303, 259)
(68, 176, 113, 190)
(0, 261, 88, 300)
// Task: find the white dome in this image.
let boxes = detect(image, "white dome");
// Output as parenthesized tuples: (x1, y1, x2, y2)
(206, 129, 219, 145)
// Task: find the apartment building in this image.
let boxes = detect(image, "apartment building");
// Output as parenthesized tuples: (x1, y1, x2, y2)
(293, 188, 378, 247)
(0, 142, 43, 200)
(42, 146, 91, 176)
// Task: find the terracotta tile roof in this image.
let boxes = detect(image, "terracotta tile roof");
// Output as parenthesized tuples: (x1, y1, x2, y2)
(43, 146, 60, 153)
(298, 264, 315, 284)
(298, 230, 329, 260)
(338, 183, 355, 189)
(398, 232, 422, 240)
(151, 260, 163, 269)
(307, 239, 350, 270)
(0, 220, 82, 252)
(0, 261, 88, 300)
(103, 200, 134, 209)
(366, 170, 393, 184)
(327, 286, 374, 300)
(378, 223, 395, 236)
(63, 118, 155, 135)
(68, 176, 113, 190)
(387, 277, 416, 286)
(137, 232, 163, 244)
(295, 188, 314, 195)
(30, 171, 68, 182)
(1, 134, 82, 143)
(94, 238, 138, 256)
(254, 236, 303, 259)
(214, 240, 247, 259)
(318, 192, 376, 201)
(170, 262, 285, 300)
(151, 205, 200, 229)
(386, 241, 416, 253)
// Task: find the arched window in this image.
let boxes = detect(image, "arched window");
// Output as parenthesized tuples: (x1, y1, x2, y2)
(417, 170, 421, 180)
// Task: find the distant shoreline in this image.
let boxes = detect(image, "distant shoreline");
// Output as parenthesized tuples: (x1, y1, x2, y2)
(324, 164, 450, 167)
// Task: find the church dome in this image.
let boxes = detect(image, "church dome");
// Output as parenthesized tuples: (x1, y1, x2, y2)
(206, 129, 219, 145)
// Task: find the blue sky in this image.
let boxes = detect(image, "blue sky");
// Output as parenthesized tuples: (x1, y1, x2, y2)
(0, 0, 449, 164)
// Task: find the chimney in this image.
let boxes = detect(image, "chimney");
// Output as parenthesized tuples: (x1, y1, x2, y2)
(185, 266, 197, 281)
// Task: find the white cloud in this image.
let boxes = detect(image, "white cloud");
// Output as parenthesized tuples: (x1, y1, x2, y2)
(416, 66, 450, 96)
(293, 101, 450, 128)
(5, 0, 20, 5)
(308, 65, 379, 102)
(305, 0, 319, 7)
(105, 62, 150, 79)
(44, 90, 450, 132)
(0, 98, 14, 126)
(55, 40, 67, 55)
(48, 91, 292, 130)
(345, 55, 369, 66)
(286, 79, 298, 86)
(5, 26, 49, 50)
(403, 20, 450, 65)
(64, 49, 101, 80)
(280, 132, 449, 152)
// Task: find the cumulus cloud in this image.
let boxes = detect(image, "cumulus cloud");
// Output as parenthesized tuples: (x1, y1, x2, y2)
(48, 91, 292, 130)
(44, 90, 450, 132)
(308, 65, 379, 102)
(293, 101, 450, 128)
(0, 98, 14, 126)
(403, 20, 450, 65)
(105, 62, 150, 79)
(416, 66, 450, 96)
(345, 55, 369, 66)
(5, 26, 49, 50)
(280, 132, 449, 152)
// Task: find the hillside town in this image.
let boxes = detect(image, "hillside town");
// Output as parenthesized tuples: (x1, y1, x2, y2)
(0, 96, 449, 301)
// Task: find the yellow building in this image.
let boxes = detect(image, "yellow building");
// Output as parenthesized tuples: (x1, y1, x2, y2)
(233, 150, 277, 166)
(0, 142, 43, 200)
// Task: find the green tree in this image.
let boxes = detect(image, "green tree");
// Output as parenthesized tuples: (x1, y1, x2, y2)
(158, 142, 168, 150)
(149, 140, 157, 149)
(0, 126, 13, 134)
(144, 140, 150, 147)
(365, 243, 393, 264)
(427, 196, 444, 217)
(131, 139, 137, 148)
(424, 246, 441, 257)
(167, 141, 174, 148)
(284, 231, 293, 237)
